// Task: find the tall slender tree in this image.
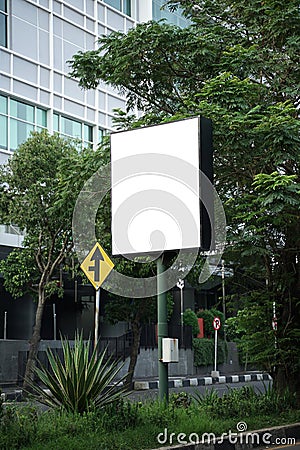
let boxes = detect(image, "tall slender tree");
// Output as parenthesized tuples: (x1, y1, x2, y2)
(0, 131, 99, 389)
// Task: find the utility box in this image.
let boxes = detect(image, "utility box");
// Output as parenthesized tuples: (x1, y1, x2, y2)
(162, 338, 179, 363)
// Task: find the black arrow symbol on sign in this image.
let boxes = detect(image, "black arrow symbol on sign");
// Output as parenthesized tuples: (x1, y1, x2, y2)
(88, 247, 104, 282)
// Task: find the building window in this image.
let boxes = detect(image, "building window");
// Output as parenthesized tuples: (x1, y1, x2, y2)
(152, 0, 190, 28)
(98, 128, 104, 144)
(0, 95, 48, 152)
(53, 113, 93, 148)
(0, 0, 7, 47)
(103, 0, 131, 16)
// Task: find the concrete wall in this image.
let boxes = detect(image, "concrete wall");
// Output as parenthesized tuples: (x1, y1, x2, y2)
(115, 348, 196, 380)
(0, 339, 73, 385)
(0, 340, 243, 385)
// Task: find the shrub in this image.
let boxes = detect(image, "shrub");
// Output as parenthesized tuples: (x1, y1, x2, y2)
(193, 388, 219, 409)
(0, 389, 3, 421)
(169, 392, 192, 409)
(100, 398, 140, 431)
(27, 332, 128, 414)
(193, 338, 226, 366)
(197, 309, 225, 338)
(0, 403, 38, 449)
(194, 385, 297, 419)
(196, 309, 214, 338)
(210, 308, 225, 338)
(183, 308, 199, 337)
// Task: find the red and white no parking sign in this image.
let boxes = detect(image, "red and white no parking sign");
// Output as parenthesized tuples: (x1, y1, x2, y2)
(213, 316, 221, 331)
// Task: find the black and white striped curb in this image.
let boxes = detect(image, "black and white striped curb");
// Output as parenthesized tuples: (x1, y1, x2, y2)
(0, 374, 271, 400)
(133, 373, 272, 390)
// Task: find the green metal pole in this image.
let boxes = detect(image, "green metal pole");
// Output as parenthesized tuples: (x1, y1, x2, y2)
(157, 255, 169, 403)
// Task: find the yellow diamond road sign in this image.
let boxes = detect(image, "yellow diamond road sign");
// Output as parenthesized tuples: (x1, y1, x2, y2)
(80, 242, 114, 290)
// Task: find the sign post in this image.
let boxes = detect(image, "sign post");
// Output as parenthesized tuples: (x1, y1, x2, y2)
(80, 242, 114, 349)
(212, 316, 221, 377)
(176, 279, 185, 344)
(157, 256, 168, 402)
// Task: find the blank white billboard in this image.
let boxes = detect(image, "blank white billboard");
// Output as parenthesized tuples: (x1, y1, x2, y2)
(110, 117, 201, 256)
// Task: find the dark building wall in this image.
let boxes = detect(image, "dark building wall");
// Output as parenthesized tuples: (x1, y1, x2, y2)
(0, 281, 35, 340)
(0, 244, 95, 340)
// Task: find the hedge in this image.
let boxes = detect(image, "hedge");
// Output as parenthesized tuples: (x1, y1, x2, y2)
(193, 338, 227, 367)
(183, 308, 199, 337)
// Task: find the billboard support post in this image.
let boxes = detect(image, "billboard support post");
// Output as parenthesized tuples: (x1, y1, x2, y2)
(94, 288, 100, 350)
(157, 255, 169, 402)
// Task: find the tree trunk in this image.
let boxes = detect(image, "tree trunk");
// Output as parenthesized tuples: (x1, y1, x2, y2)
(125, 320, 141, 390)
(23, 292, 45, 391)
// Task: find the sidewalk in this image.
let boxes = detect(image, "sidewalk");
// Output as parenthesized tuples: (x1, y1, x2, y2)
(133, 372, 272, 390)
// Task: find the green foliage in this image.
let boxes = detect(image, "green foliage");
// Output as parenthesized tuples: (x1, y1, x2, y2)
(196, 309, 214, 338)
(99, 398, 140, 431)
(169, 391, 192, 409)
(192, 387, 220, 409)
(0, 131, 83, 300)
(193, 338, 226, 366)
(183, 308, 199, 337)
(0, 391, 299, 450)
(0, 389, 3, 421)
(0, 403, 39, 449)
(27, 333, 127, 414)
(225, 316, 242, 342)
(196, 309, 225, 338)
(193, 384, 297, 419)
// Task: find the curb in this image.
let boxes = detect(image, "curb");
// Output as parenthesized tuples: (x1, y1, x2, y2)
(133, 373, 272, 390)
(153, 422, 300, 450)
(0, 373, 272, 400)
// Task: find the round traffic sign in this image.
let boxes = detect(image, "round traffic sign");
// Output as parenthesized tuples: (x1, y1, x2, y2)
(176, 279, 184, 290)
(213, 316, 221, 331)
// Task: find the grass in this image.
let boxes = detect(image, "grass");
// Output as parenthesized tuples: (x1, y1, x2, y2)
(0, 388, 299, 450)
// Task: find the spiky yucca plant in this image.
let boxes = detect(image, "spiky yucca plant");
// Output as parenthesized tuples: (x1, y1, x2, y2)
(27, 333, 128, 414)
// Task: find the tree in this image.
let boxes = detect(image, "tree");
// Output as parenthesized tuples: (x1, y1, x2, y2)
(105, 294, 155, 388)
(0, 131, 98, 390)
(69, 0, 300, 401)
(225, 172, 300, 387)
(104, 286, 174, 388)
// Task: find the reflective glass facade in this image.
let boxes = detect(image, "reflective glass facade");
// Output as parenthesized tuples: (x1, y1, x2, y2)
(152, 0, 189, 28)
(0, 95, 47, 151)
(0, 0, 7, 47)
(0, 0, 186, 247)
(53, 112, 93, 147)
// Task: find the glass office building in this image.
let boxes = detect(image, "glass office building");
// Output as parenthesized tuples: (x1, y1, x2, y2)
(0, 0, 187, 247)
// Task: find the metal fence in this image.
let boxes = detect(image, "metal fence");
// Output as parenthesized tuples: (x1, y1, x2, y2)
(17, 325, 192, 381)
(17, 331, 133, 382)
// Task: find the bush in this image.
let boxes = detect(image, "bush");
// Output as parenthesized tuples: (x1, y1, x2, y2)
(0, 388, 298, 450)
(183, 308, 199, 337)
(193, 338, 226, 366)
(0, 389, 3, 421)
(196, 309, 214, 338)
(194, 385, 297, 419)
(0, 403, 38, 449)
(99, 398, 140, 431)
(169, 392, 192, 409)
(27, 332, 128, 414)
(197, 309, 225, 338)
